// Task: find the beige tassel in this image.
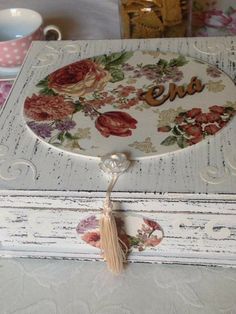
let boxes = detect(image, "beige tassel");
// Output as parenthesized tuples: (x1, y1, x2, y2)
(100, 200, 126, 274)
(99, 154, 130, 274)
(100, 175, 127, 274)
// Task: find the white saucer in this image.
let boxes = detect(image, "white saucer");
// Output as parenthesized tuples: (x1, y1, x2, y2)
(0, 65, 21, 81)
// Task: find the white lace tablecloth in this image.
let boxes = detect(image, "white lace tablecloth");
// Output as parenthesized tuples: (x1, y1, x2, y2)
(0, 0, 236, 313)
(1, 258, 236, 314)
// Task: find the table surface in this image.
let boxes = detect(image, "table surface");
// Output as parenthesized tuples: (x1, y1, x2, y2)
(0, 1, 236, 313)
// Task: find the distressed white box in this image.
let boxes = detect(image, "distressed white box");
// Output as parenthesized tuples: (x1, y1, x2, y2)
(0, 37, 235, 266)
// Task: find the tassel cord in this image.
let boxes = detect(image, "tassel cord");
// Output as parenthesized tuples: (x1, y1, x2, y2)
(103, 174, 118, 216)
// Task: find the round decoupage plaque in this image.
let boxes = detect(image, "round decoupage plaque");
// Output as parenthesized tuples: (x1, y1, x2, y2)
(23, 51, 236, 159)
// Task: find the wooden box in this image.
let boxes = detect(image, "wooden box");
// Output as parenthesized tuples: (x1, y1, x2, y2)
(0, 37, 235, 267)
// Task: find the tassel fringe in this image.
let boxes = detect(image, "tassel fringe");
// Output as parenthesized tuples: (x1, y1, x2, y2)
(99, 155, 131, 274)
(100, 210, 126, 274)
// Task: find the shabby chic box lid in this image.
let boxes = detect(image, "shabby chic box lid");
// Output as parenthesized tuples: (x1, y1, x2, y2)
(0, 37, 235, 196)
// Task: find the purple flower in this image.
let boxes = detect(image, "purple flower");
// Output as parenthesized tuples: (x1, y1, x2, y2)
(76, 215, 99, 234)
(55, 119, 76, 131)
(27, 121, 53, 138)
(122, 63, 134, 71)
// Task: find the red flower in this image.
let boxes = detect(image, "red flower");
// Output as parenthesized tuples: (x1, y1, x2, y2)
(179, 124, 188, 132)
(119, 233, 131, 251)
(219, 120, 228, 128)
(195, 113, 208, 124)
(206, 112, 221, 123)
(185, 125, 202, 137)
(157, 126, 171, 132)
(95, 111, 137, 137)
(209, 105, 225, 114)
(119, 98, 139, 109)
(204, 124, 220, 135)
(188, 134, 204, 145)
(186, 108, 202, 118)
(48, 59, 110, 96)
(143, 218, 160, 231)
(82, 231, 101, 248)
(24, 94, 75, 121)
(175, 115, 185, 124)
(118, 85, 136, 97)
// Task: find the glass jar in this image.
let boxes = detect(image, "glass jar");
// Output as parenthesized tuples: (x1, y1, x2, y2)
(119, 0, 192, 38)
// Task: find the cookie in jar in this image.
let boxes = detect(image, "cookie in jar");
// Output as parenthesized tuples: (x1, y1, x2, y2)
(119, 0, 192, 38)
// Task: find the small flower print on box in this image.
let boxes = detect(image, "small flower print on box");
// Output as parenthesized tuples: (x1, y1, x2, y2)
(76, 215, 164, 253)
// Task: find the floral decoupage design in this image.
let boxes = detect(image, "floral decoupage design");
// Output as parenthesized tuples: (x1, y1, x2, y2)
(76, 215, 164, 253)
(23, 50, 236, 159)
(192, 0, 236, 36)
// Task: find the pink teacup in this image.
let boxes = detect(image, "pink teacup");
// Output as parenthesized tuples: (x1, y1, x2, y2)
(0, 8, 61, 68)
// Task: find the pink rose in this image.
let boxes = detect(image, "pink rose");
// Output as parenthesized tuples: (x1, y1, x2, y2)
(48, 59, 111, 96)
(24, 94, 75, 121)
(82, 231, 101, 248)
(95, 111, 137, 137)
(204, 10, 232, 28)
(145, 236, 162, 247)
(143, 218, 161, 231)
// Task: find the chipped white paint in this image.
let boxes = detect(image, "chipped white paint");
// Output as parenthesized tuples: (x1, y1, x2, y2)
(0, 37, 235, 266)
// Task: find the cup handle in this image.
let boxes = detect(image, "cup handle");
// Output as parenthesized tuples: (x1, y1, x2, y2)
(43, 25, 62, 40)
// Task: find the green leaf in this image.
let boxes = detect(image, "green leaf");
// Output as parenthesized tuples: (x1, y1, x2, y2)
(172, 125, 182, 136)
(65, 132, 74, 140)
(224, 106, 235, 112)
(169, 55, 188, 67)
(157, 59, 168, 68)
(93, 55, 107, 65)
(129, 236, 140, 246)
(178, 111, 187, 116)
(143, 64, 158, 69)
(105, 51, 133, 67)
(177, 136, 189, 148)
(57, 132, 65, 143)
(39, 87, 56, 96)
(74, 101, 83, 112)
(36, 76, 49, 88)
(109, 67, 124, 83)
(161, 136, 177, 146)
